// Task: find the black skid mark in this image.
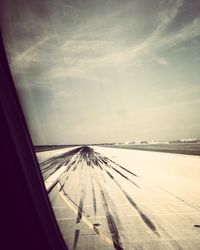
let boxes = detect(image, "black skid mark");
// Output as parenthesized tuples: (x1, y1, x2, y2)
(47, 180, 59, 194)
(111, 167, 140, 188)
(100, 172, 107, 183)
(76, 188, 85, 224)
(98, 163, 103, 170)
(40, 147, 83, 180)
(99, 186, 124, 250)
(40, 147, 83, 167)
(59, 176, 69, 192)
(73, 164, 78, 171)
(93, 223, 100, 235)
(91, 177, 97, 216)
(59, 186, 86, 215)
(64, 159, 76, 172)
(108, 158, 139, 177)
(105, 170, 160, 237)
(117, 183, 160, 236)
(106, 170, 114, 180)
(42, 164, 62, 180)
(158, 224, 183, 250)
(73, 155, 82, 171)
(79, 146, 99, 167)
(73, 229, 80, 250)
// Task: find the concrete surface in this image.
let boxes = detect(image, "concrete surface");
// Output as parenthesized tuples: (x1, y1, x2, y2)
(37, 146, 200, 250)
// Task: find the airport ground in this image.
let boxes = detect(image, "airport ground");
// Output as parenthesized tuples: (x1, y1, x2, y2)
(37, 146, 200, 250)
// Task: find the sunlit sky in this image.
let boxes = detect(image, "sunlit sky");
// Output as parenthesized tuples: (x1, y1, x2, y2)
(1, 0, 200, 144)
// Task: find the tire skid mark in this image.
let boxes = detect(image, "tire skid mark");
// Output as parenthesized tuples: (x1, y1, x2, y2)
(104, 170, 160, 237)
(64, 159, 77, 172)
(98, 163, 103, 170)
(72, 155, 82, 171)
(47, 155, 79, 183)
(47, 180, 59, 194)
(40, 147, 82, 166)
(91, 177, 97, 216)
(72, 164, 79, 172)
(64, 155, 82, 177)
(57, 182, 114, 247)
(76, 188, 85, 224)
(73, 229, 80, 250)
(99, 176, 124, 234)
(43, 161, 70, 180)
(100, 171, 107, 183)
(116, 182, 160, 237)
(106, 170, 115, 180)
(93, 223, 100, 235)
(43, 164, 61, 180)
(40, 147, 82, 170)
(59, 184, 87, 216)
(57, 156, 70, 168)
(111, 166, 140, 188)
(99, 184, 124, 250)
(42, 162, 58, 173)
(59, 176, 69, 192)
(108, 158, 139, 177)
(42, 146, 140, 187)
(64, 158, 73, 166)
(40, 147, 83, 179)
(45, 146, 193, 249)
(157, 224, 183, 250)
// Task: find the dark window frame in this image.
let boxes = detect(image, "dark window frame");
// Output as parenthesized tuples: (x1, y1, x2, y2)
(0, 29, 68, 250)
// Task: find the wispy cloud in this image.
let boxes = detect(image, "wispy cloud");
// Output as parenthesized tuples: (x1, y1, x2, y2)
(12, 35, 53, 66)
(42, 0, 197, 79)
(94, 0, 200, 67)
(9, 0, 200, 80)
(4, 0, 200, 144)
(10, 0, 190, 80)
(156, 58, 168, 65)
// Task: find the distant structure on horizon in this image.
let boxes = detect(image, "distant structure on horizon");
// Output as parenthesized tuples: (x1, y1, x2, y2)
(113, 138, 200, 146)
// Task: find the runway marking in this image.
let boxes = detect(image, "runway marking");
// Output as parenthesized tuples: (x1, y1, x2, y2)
(55, 211, 200, 222)
(57, 182, 114, 247)
(56, 217, 76, 221)
(52, 206, 68, 209)
(59, 176, 69, 191)
(59, 181, 87, 215)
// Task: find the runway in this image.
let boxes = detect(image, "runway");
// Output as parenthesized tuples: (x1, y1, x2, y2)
(37, 146, 200, 250)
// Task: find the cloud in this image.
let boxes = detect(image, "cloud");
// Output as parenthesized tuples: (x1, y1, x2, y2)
(159, 17, 200, 49)
(8, 0, 200, 83)
(88, 0, 184, 66)
(156, 58, 168, 65)
(12, 35, 53, 66)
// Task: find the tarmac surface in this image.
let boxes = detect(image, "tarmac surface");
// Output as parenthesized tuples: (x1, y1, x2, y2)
(37, 146, 200, 250)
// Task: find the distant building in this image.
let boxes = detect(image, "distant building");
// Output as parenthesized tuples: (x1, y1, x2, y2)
(180, 138, 198, 143)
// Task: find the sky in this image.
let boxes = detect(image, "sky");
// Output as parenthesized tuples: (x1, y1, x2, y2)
(1, 0, 200, 144)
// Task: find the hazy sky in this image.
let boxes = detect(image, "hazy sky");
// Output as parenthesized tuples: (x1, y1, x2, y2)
(1, 0, 200, 144)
